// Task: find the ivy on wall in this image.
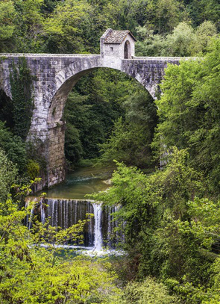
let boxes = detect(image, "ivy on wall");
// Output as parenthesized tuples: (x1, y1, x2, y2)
(9, 57, 34, 140)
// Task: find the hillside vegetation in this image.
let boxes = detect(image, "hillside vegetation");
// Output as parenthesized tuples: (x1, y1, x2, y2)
(0, 0, 220, 303)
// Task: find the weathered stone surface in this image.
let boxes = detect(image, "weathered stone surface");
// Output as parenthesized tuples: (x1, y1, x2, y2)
(100, 28, 136, 60)
(0, 53, 184, 189)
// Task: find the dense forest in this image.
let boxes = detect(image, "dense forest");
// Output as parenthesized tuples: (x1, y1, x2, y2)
(0, 0, 220, 303)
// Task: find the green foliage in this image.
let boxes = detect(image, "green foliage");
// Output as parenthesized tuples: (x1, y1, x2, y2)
(187, 197, 220, 249)
(9, 57, 34, 140)
(204, 257, 220, 303)
(26, 139, 47, 176)
(42, 0, 95, 53)
(41, 0, 59, 15)
(136, 21, 218, 57)
(64, 69, 139, 166)
(0, 183, 120, 303)
(91, 148, 220, 301)
(191, 21, 217, 54)
(0, 89, 14, 130)
(0, 147, 17, 204)
(136, 26, 169, 56)
(64, 89, 117, 164)
(27, 159, 40, 180)
(1, 1, 220, 302)
(154, 38, 220, 192)
(0, 1, 15, 51)
(166, 21, 217, 56)
(0, 0, 218, 54)
(0, 121, 27, 173)
(65, 121, 83, 165)
(64, 69, 158, 169)
(119, 277, 179, 303)
(92, 148, 203, 238)
(98, 117, 154, 168)
(166, 22, 195, 56)
(155, 0, 187, 34)
(12, 0, 44, 52)
(97, 83, 157, 168)
(186, 0, 220, 30)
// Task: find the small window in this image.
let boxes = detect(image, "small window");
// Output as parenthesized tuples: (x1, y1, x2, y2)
(110, 47, 113, 52)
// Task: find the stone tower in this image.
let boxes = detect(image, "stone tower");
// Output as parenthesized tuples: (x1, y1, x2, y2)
(100, 28, 136, 59)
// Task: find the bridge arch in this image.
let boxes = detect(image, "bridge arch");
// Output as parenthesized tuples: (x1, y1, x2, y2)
(0, 54, 182, 189)
(48, 65, 152, 127)
(47, 56, 163, 128)
(46, 60, 159, 188)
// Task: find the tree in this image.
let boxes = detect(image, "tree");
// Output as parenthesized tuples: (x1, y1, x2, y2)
(0, 0, 15, 52)
(0, 147, 17, 205)
(42, 0, 94, 53)
(9, 58, 34, 140)
(186, 0, 220, 30)
(120, 277, 178, 303)
(0, 182, 120, 303)
(166, 22, 195, 56)
(156, 0, 187, 34)
(154, 38, 220, 191)
(98, 89, 157, 168)
(12, 0, 45, 52)
(64, 69, 141, 166)
(136, 26, 168, 57)
(91, 148, 220, 302)
(192, 20, 217, 54)
(0, 121, 27, 173)
(136, 21, 217, 57)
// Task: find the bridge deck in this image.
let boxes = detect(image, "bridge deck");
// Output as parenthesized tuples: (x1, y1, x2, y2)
(0, 53, 192, 61)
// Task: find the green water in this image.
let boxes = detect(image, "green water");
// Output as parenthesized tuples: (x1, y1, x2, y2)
(43, 166, 114, 199)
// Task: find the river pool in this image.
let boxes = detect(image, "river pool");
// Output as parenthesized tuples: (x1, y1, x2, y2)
(41, 166, 114, 199)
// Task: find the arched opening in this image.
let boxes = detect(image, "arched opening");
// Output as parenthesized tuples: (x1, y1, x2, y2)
(45, 60, 160, 187)
(50, 68, 157, 170)
(46, 66, 158, 195)
(124, 40, 131, 59)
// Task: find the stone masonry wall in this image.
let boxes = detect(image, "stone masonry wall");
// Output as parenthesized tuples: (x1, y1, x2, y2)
(0, 53, 183, 189)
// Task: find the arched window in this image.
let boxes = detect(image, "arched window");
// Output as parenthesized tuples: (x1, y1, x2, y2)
(124, 40, 131, 59)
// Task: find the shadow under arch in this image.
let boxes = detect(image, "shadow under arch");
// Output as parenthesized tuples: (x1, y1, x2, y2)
(48, 64, 155, 127)
(0, 88, 14, 129)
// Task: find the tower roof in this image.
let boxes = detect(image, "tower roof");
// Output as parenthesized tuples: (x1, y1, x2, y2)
(102, 29, 136, 44)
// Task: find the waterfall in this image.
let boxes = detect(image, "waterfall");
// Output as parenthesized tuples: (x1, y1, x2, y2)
(40, 199, 46, 224)
(88, 203, 94, 247)
(26, 198, 122, 250)
(25, 199, 37, 230)
(28, 205, 34, 230)
(92, 203, 103, 251)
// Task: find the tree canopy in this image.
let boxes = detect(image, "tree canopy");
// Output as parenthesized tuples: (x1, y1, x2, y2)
(0, 0, 220, 302)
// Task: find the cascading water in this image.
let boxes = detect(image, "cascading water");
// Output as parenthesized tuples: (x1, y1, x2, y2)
(25, 198, 39, 229)
(28, 205, 34, 230)
(92, 203, 103, 251)
(40, 199, 46, 224)
(32, 198, 122, 250)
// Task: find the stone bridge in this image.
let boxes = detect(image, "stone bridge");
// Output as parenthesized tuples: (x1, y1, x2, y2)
(0, 53, 183, 189)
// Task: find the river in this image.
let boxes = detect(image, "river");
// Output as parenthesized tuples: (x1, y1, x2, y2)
(42, 165, 114, 199)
